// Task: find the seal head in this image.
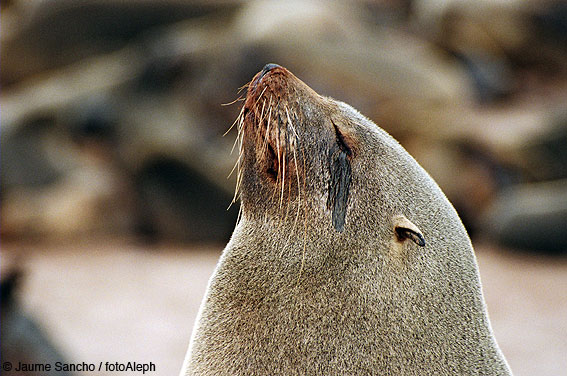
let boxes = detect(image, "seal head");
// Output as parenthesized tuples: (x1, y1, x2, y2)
(182, 64, 512, 375)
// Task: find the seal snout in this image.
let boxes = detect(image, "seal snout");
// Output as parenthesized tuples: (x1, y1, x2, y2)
(260, 63, 281, 78)
(251, 63, 283, 89)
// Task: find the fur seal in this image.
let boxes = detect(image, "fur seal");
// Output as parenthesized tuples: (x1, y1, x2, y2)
(180, 64, 512, 375)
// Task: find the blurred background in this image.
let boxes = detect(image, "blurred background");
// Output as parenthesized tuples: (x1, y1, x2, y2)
(1, 0, 566, 375)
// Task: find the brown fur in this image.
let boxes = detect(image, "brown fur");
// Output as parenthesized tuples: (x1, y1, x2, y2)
(181, 64, 512, 375)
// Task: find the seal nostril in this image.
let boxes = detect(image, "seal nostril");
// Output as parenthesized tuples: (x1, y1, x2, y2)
(260, 63, 281, 79)
(251, 63, 282, 90)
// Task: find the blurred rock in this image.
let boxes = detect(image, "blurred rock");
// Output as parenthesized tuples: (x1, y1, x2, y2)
(1, 0, 566, 244)
(529, 1, 567, 73)
(0, 0, 241, 87)
(1, 114, 61, 191)
(412, 0, 567, 103)
(482, 179, 567, 254)
(532, 1, 567, 47)
(520, 109, 567, 181)
(237, 0, 473, 105)
(134, 158, 238, 243)
(1, 157, 124, 241)
(1, 268, 74, 376)
(1, 0, 474, 243)
(413, 0, 527, 102)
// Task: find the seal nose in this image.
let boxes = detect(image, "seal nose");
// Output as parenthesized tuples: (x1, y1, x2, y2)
(260, 63, 281, 79)
(251, 63, 282, 90)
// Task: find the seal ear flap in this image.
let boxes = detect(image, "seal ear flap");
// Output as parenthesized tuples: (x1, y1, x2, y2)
(393, 215, 426, 247)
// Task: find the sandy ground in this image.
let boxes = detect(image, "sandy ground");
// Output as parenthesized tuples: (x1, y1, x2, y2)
(2, 239, 566, 376)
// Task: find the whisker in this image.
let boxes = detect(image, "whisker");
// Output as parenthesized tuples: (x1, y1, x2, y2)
(273, 114, 282, 202)
(280, 149, 286, 208)
(238, 82, 250, 93)
(256, 99, 267, 144)
(229, 112, 245, 154)
(280, 107, 303, 256)
(227, 143, 244, 180)
(225, 105, 245, 137)
(261, 97, 273, 155)
(255, 86, 267, 106)
(285, 108, 299, 140)
(221, 95, 245, 107)
(233, 193, 244, 224)
(297, 155, 308, 283)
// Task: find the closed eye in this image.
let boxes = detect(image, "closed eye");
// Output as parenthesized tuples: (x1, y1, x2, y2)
(332, 121, 353, 157)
